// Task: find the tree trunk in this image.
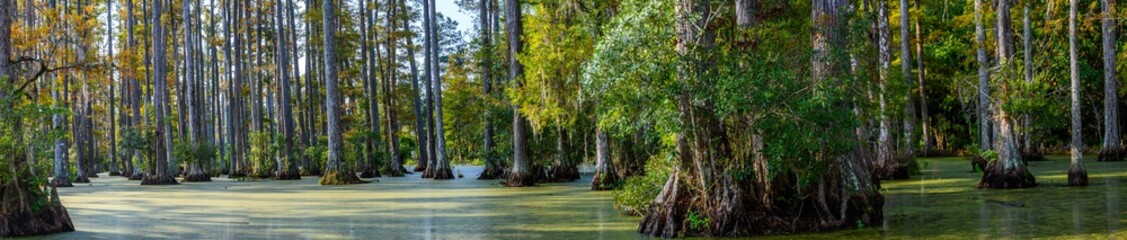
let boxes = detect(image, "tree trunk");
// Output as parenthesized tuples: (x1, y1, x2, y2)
(407, 0, 429, 174)
(974, 0, 992, 152)
(915, 1, 930, 156)
(383, 0, 404, 177)
(429, 0, 453, 180)
(319, 0, 363, 185)
(142, 0, 178, 185)
(899, 0, 915, 160)
(1099, 0, 1123, 162)
(1068, 0, 1088, 186)
(978, 0, 1036, 189)
(875, 0, 901, 180)
(476, 0, 502, 180)
(274, 0, 299, 180)
(591, 125, 616, 190)
(421, 0, 437, 178)
(504, 0, 533, 187)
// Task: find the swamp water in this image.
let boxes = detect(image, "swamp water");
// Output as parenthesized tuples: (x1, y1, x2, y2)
(29, 157, 1127, 239)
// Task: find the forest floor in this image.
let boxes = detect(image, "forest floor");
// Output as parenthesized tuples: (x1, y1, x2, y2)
(24, 156, 1127, 239)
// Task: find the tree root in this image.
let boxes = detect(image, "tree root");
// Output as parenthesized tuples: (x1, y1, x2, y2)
(274, 169, 302, 180)
(72, 176, 89, 184)
(140, 175, 179, 185)
(976, 163, 1037, 189)
(319, 171, 369, 185)
(969, 155, 988, 173)
(503, 172, 536, 187)
(546, 165, 580, 183)
(1098, 147, 1125, 162)
(0, 201, 74, 237)
(1068, 165, 1088, 187)
(182, 173, 212, 182)
(358, 168, 381, 178)
(590, 172, 619, 191)
(48, 177, 72, 188)
(477, 166, 506, 180)
(432, 167, 454, 180)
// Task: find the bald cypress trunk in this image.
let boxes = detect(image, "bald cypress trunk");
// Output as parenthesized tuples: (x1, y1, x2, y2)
(977, 0, 1036, 189)
(274, 0, 299, 180)
(974, 0, 992, 153)
(142, 0, 178, 185)
(899, 0, 915, 159)
(1068, 0, 1088, 186)
(875, 0, 899, 180)
(504, 0, 533, 187)
(1098, 0, 1123, 162)
(591, 124, 616, 190)
(319, 0, 363, 185)
(477, 0, 502, 180)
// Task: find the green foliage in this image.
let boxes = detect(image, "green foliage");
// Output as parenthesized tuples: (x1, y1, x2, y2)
(613, 154, 672, 216)
(173, 142, 216, 166)
(687, 209, 710, 231)
(248, 131, 276, 177)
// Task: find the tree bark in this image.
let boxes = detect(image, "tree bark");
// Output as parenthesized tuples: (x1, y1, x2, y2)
(504, 0, 533, 187)
(1099, 0, 1123, 162)
(899, 0, 915, 158)
(142, 0, 178, 185)
(974, 0, 992, 152)
(1068, 0, 1088, 186)
(591, 124, 616, 190)
(274, 0, 299, 180)
(477, 0, 502, 180)
(319, 0, 363, 185)
(978, 0, 1036, 189)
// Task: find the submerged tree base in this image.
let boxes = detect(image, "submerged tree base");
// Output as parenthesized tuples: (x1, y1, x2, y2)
(73, 176, 89, 184)
(432, 168, 455, 180)
(591, 172, 619, 190)
(108, 171, 121, 176)
(1098, 147, 1125, 162)
(546, 165, 580, 183)
(128, 172, 144, 180)
(182, 173, 212, 182)
(300, 168, 321, 177)
(976, 163, 1037, 189)
(477, 166, 506, 180)
(0, 201, 74, 237)
(140, 175, 179, 185)
(274, 169, 302, 180)
(970, 156, 988, 172)
(319, 171, 369, 185)
(503, 172, 536, 187)
(1068, 166, 1089, 187)
(48, 177, 73, 188)
(358, 168, 381, 178)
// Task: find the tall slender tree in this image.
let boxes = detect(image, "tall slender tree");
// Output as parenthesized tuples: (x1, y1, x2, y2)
(320, 0, 364, 185)
(142, 0, 178, 185)
(1068, 0, 1088, 186)
(974, 0, 991, 154)
(429, 0, 452, 180)
(977, 0, 1035, 189)
(1099, 0, 1122, 162)
(477, 0, 502, 180)
(504, 0, 533, 187)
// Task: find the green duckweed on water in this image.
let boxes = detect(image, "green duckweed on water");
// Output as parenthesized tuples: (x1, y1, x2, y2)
(25, 157, 1127, 239)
